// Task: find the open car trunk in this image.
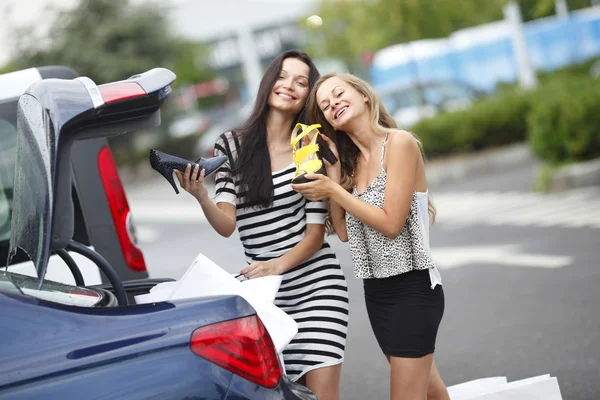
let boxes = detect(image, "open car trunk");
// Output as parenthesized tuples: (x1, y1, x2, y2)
(7, 68, 175, 306)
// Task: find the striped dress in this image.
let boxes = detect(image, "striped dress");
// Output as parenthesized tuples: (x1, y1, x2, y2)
(213, 131, 349, 381)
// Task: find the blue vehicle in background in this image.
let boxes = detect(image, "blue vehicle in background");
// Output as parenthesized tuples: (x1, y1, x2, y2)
(0, 68, 315, 400)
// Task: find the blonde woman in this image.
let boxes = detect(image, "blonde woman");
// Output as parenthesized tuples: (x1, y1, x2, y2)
(291, 73, 449, 400)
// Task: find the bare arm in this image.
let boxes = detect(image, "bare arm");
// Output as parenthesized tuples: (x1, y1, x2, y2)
(318, 134, 348, 241)
(329, 199, 348, 242)
(240, 222, 325, 279)
(199, 196, 237, 237)
(293, 132, 419, 238)
(276, 223, 324, 273)
(175, 164, 237, 237)
(331, 133, 418, 237)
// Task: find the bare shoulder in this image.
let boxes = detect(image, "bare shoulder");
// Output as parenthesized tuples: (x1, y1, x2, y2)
(386, 130, 421, 156)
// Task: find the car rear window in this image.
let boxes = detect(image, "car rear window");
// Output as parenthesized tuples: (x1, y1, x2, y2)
(1, 270, 104, 307)
(0, 99, 89, 267)
(0, 101, 18, 245)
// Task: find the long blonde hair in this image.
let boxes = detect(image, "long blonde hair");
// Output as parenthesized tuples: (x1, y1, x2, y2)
(306, 72, 437, 224)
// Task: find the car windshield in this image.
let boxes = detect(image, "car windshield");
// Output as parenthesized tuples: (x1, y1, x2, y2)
(380, 87, 423, 114)
(423, 83, 472, 104)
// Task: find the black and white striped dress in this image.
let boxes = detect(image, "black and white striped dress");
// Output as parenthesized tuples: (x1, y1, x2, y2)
(213, 131, 349, 381)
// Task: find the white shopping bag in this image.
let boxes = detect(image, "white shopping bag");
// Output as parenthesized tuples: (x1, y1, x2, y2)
(448, 377, 509, 399)
(448, 374, 563, 400)
(133, 281, 178, 304)
(135, 252, 298, 355)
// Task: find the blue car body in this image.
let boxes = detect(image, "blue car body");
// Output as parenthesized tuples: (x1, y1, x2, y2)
(0, 286, 308, 399)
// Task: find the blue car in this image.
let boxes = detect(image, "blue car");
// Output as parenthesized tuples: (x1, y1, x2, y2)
(0, 68, 316, 400)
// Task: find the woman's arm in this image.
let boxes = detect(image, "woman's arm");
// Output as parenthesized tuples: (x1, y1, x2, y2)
(175, 134, 238, 237)
(318, 134, 348, 241)
(240, 201, 327, 279)
(198, 193, 237, 237)
(329, 199, 348, 242)
(240, 223, 325, 279)
(293, 132, 419, 238)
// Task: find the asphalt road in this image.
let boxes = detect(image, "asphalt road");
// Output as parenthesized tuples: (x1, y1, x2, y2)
(125, 160, 600, 400)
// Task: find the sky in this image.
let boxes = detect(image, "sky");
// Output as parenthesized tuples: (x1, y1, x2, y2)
(0, 0, 317, 66)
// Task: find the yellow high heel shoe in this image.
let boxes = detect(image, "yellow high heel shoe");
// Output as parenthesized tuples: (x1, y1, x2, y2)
(290, 123, 337, 184)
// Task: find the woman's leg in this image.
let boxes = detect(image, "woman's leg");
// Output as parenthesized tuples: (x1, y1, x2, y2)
(427, 361, 450, 400)
(304, 363, 343, 400)
(389, 354, 433, 400)
(386, 355, 450, 400)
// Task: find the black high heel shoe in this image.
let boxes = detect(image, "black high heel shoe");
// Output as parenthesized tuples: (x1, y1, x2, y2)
(149, 149, 227, 194)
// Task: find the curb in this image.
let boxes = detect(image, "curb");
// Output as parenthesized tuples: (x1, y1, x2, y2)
(549, 158, 600, 192)
(424, 143, 534, 186)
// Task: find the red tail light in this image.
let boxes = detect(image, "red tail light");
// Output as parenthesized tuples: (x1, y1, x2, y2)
(99, 82, 146, 104)
(190, 315, 282, 388)
(97, 145, 146, 272)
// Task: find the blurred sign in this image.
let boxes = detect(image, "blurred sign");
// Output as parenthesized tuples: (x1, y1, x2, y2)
(191, 78, 230, 97)
(207, 24, 300, 70)
(173, 78, 230, 110)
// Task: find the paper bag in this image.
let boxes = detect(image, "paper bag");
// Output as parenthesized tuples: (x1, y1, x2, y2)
(448, 374, 563, 400)
(133, 281, 178, 304)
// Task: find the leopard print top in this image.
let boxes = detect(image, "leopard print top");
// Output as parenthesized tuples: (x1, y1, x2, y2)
(345, 133, 436, 279)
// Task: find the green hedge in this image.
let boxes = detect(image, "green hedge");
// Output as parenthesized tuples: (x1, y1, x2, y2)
(412, 87, 533, 158)
(527, 76, 600, 164)
(412, 72, 600, 165)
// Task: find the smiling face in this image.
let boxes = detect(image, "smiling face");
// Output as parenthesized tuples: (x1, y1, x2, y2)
(267, 57, 311, 115)
(316, 76, 369, 131)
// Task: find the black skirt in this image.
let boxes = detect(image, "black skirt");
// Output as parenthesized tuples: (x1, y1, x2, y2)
(363, 269, 444, 358)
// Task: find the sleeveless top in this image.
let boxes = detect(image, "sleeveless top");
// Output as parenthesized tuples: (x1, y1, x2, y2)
(345, 132, 442, 289)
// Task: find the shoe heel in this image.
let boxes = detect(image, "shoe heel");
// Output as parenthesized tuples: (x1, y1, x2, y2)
(317, 135, 338, 166)
(149, 149, 180, 194)
(162, 169, 180, 194)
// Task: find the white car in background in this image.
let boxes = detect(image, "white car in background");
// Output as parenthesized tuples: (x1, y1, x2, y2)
(377, 81, 487, 128)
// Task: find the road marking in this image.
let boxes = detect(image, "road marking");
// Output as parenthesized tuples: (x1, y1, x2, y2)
(434, 187, 600, 229)
(131, 204, 207, 224)
(431, 245, 573, 269)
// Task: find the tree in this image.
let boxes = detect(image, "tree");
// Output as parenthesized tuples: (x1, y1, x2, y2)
(11, 0, 213, 86)
(7, 0, 215, 160)
(517, 0, 591, 20)
(0, 61, 18, 75)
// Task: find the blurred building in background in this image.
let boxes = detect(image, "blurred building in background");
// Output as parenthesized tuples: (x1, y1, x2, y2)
(370, 5, 600, 92)
(169, 0, 322, 103)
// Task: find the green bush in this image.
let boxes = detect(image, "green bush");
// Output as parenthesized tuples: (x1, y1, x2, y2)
(536, 57, 599, 83)
(527, 76, 600, 165)
(412, 88, 532, 158)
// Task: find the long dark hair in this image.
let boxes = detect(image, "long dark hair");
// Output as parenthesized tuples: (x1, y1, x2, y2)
(231, 49, 320, 208)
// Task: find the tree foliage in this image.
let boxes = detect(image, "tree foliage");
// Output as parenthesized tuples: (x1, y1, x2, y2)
(9, 0, 214, 87)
